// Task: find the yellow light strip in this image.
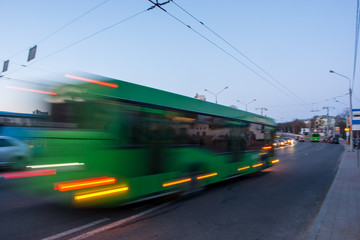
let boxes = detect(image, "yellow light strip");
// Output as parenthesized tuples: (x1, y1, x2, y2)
(162, 178, 192, 187)
(272, 159, 280, 164)
(238, 166, 250, 171)
(252, 163, 263, 168)
(196, 172, 218, 180)
(258, 152, 267, 155)
(26, 162, 84, 169)
(262, 146, 272, 150)
(74, 186, 129, 201)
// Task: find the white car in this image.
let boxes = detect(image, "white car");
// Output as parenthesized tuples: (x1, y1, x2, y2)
(0, 136, 32, 169)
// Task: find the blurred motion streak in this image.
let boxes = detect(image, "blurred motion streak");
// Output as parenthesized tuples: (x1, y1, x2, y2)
(272, 159, 280, 164)
(262, 146, 272, 150)
(27, 162, 84, 169)
(65, 74, 118, 88)
(252, 163, 263, 168)
(13, 73, 278, 207)
(162, 178, 192, 187)
(74, 186, 129, 201)
(6, 86, 57, 95)
(238, 166, 250, 171)
(196, 172, 218, 180)
(54, 177, 116, 191)
(3, 169, 56, 179)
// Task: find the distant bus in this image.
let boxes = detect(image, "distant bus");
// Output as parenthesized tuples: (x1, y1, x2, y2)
(311, 133, 320, 142)
(0, 111, 50, 154)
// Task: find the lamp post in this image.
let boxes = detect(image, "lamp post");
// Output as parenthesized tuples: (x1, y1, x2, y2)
(335, 100, 349, 141)
(330, 70, 354, 151)
(256, 107, 268, 116)
(204, 86, 228, 104)
(323, 106, 335, 137)
(237, 99, 256, 111)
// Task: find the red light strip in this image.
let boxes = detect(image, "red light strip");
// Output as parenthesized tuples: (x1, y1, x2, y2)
(54, 176, 116, 191)
(65, 74, 118, 88)
(3, 169, 56, 179)
(6, 86, 57, 95)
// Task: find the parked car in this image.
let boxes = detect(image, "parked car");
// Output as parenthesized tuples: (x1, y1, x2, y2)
(0, 136, 32, 169)
(330, 137, 339, 144)
(354, 139, 359, 149)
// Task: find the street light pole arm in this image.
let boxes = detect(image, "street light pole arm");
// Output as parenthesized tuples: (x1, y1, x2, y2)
(216, 86, 228, 95)
(329, 70, 351, 85)
(204, 89, 216, 96)
(329, 69, 354, 151)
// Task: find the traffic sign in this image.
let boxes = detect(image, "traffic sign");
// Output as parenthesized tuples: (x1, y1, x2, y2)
(352, 109, 360, 131)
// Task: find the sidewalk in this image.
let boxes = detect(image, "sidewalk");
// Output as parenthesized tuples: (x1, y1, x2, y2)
(307, 145, 360, 240)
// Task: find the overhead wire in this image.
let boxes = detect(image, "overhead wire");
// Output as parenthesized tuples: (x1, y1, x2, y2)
(6, 0, 111, 60)
(2, 7, 152, 77)
(149, 1, 312, 110)
(170, 0, 310, 108)
(34, 8, 150, 63)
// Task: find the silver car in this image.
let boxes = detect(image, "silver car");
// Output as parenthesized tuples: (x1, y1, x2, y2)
(0, 136, 32, 169)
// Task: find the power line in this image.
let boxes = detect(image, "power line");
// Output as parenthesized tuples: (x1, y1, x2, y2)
(149, 1, 311, 110)
(6, 0, 111, 60)
(2, 7, 151, 77)
(170, 0, 310, 108)
(35, 8, 150, 63)
(0, 76, 52, 87)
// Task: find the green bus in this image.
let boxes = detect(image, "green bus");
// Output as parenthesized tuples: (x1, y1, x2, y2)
(311, 132, 321, 142)
(22, 73, 278, 207)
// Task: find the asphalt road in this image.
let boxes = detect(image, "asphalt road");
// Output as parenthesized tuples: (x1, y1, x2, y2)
(0, 140, 343, 240)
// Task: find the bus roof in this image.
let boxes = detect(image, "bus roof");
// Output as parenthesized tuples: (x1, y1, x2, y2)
(57, 73, 276, 126)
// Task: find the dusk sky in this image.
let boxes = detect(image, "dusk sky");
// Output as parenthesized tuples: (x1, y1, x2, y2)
(0, 0, 359, 122)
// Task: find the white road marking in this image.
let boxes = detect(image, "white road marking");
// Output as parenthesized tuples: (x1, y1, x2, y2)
(42, 218, 110, 240)
(69, 202, 172, 240)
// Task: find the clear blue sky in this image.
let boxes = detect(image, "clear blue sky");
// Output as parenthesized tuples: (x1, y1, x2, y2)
(0, 0, 359, 122)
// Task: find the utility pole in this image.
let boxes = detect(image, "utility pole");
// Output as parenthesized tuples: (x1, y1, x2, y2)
(204, 86, 228, 104)
(237, 99, 256, 111)
(330, 70, 354, 151)
(256, 107, 268, 116)
(323, 106, 335, 136)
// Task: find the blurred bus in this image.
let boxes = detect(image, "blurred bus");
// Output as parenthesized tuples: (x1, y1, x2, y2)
(311, 132, 320, 142)
(23, 73, 278, 207)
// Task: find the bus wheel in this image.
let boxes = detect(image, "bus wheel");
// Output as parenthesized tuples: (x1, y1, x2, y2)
(13, 157, 28, 170)
(181, 167, 205, 196)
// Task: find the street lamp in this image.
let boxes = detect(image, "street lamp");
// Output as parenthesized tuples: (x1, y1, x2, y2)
(323, 106, 335, 137)
(204, 86, 228, 104)
(329, 70, 354, 151)
(237, 99, 256, 111)
(256, 107, 268, 116)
